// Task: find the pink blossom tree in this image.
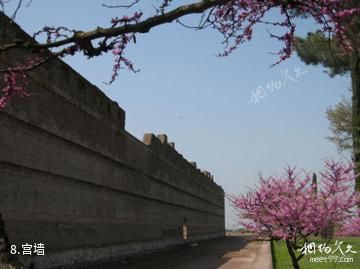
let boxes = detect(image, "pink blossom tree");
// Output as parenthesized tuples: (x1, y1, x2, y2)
(0, 0, 359, 107)
(229, 160, 359, 269)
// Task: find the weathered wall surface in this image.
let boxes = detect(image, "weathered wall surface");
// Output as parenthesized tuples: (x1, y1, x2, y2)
(0, 13, 225, 269)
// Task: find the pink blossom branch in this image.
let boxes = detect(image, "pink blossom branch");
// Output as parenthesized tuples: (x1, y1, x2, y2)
(1, 0, 360, 108)
(0, 45, 79, 107)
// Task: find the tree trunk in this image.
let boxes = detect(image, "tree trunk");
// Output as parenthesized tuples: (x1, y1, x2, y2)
(285, 240, 301, 269)
(351, 52, 360, 191)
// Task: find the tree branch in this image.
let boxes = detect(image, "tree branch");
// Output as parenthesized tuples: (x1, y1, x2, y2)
(102, 0, 140, 9)
(0, 0, 228, 53)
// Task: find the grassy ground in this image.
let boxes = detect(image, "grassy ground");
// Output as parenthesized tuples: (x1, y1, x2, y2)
(272, 237, 360, 269)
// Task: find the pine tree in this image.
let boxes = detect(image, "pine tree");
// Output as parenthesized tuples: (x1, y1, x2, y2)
(294, 0, 360, 190)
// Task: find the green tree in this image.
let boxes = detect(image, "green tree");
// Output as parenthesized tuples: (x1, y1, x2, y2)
(326, 92, 352, 153)
(294, 0, 359, 190)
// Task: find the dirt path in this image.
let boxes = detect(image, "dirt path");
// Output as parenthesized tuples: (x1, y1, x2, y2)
(91, 235, 273, 269)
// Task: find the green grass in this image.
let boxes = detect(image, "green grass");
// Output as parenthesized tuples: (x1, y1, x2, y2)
(272, 237, 360, 269)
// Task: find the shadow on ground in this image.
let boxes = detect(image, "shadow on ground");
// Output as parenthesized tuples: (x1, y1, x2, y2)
(84, 234, 252, 269)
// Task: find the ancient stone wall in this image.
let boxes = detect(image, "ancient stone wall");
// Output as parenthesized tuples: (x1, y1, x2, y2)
(0, 13, 225, 269)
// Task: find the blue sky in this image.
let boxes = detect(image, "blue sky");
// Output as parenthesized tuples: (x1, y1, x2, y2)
(4, 0, 352, 228)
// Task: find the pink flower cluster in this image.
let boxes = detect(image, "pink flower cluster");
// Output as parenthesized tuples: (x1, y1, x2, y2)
(0, 69, 28, 108)
(111, 11, 143, 26)
(33, 26, 74, 44)
(110, 33, 139, 83)
(109, 12, 143, 83)
(0, 56, 46, 108)
(230, 160, 359, 241)
(211, 0, 360, 63)
(336, 213, 360, 237)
